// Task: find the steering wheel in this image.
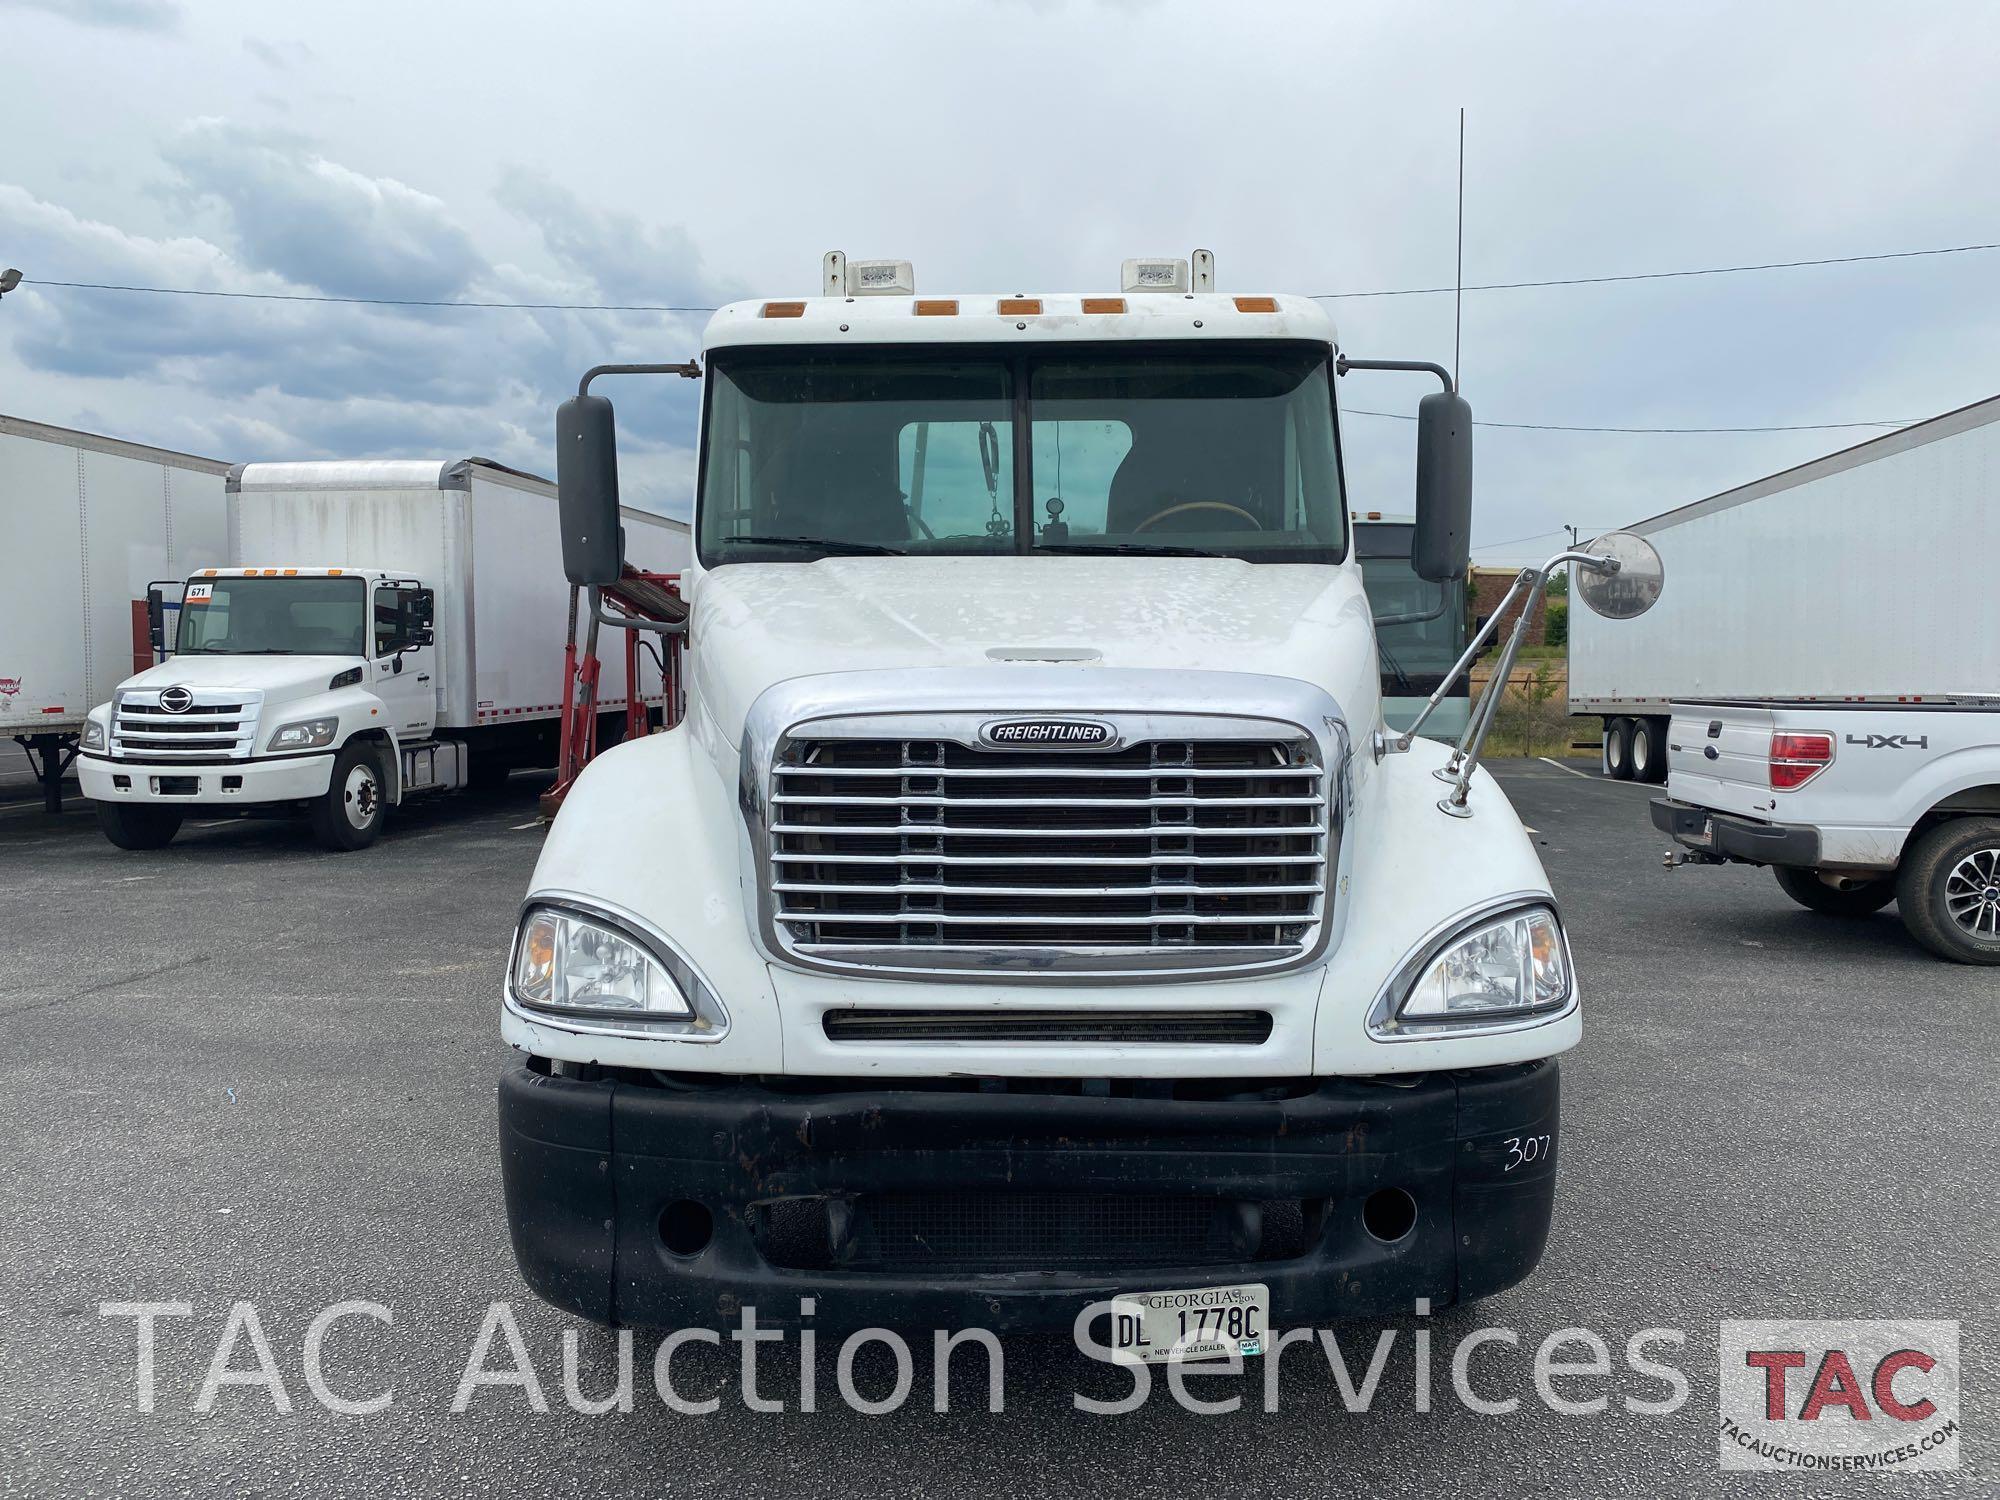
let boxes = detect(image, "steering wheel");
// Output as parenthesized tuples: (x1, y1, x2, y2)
(1133, 501, 1264, 534)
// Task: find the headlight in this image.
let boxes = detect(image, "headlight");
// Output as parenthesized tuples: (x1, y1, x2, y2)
(267, 717, 338, 751)
(1393, 905, 1570, 1026)
(511, 905, 692, 1019)
(81, 719, 105, 750)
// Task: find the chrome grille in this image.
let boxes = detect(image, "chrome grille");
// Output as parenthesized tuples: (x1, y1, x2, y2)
(111, 690, 263, 760)
(767, 734, 1328, 973)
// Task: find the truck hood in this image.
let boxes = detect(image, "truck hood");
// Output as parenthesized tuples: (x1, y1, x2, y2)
(687, 555, 1378, 749)
(116, 655, 362, 712)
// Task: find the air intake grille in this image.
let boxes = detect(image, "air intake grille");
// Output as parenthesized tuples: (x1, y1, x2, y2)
(768, 735, 1327, 972)
(111, 691, 262, 760)
(821, 1009, 1274, 1044)
(751, 1193, 1313, 1273)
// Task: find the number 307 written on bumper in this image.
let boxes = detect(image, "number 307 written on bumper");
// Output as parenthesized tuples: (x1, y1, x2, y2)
(1504, 1134, 1552, 1171)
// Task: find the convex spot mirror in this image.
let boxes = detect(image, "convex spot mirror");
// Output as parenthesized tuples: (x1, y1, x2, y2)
(1576, 531, 1665, 619)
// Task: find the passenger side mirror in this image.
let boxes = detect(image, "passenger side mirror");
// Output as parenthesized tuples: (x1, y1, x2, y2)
(557, 393, 625, 587)
(1412, 391, 1473, 582)
(144, 580, 182, 661)
(1575, 531, 1666, 619)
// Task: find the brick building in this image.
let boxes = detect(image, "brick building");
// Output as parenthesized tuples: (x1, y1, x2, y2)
(1469, 566, 1557, 647)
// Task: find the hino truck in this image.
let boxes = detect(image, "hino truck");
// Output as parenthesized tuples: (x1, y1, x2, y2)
(497, 251, 1662, 1349)
(77, 457, 688, 851)
(1619, 394, 2000, 962)
(2, 413, 230, 810)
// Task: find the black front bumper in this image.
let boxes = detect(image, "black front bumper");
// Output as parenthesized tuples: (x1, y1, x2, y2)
(499, 1060, 1561, 1334)
(1650, 796, 1820, 867)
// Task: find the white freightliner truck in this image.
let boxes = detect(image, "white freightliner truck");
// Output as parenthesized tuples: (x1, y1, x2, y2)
(498, 252, 1662, 1349)
(1610, 395, 2000, 962)
(76, 458, 687, 851)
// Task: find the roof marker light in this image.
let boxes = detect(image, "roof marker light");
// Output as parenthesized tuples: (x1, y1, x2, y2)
(1081, 297, 1126, 314)
(996, 298, 1042, 316)
(1121, 257, 1190, 293)
(1233, 295, 1279, 313)
(914, 299, 959, 316)
(762, 301, 806, 319)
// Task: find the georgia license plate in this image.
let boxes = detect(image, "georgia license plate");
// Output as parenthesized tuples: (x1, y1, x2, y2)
(1107, 1282, 1269, 1364)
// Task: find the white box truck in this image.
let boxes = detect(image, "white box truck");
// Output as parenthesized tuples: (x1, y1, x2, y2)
(494, 250, 1664, 1346)
(1619, 395, 2000, 963)
(2, 414, 229, 810)
(76, 457, 689, 850)
(1569, 394, 2000, 783)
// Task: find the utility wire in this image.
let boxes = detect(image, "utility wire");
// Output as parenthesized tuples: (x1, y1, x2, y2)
(1473, 524, 1618, 550)
(1343, 407, 1912, 434)
(17, 279, 713, 312)
(1313, 239, 2000, 299)
(16, 238, 1999, 313)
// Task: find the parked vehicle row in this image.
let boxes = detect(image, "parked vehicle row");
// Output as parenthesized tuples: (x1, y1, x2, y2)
(1567, 393, 2000, 962)
(5, 414, 690, 850)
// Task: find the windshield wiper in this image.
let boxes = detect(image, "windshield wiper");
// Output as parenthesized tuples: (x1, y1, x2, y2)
(720, 535, 906, 556)
(1033, 541, 1231, 558)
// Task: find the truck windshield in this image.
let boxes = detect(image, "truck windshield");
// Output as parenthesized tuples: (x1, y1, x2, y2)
(175, 576, 368, 656)
(698, 343, 1346, 564)
(1355, 522, 1468, 694)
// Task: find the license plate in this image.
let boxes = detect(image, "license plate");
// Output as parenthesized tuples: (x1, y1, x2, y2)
(1107, 1281, 1269, 1364)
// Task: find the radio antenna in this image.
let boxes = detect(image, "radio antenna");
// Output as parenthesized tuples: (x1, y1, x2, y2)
(1454, 107, 1465, 391)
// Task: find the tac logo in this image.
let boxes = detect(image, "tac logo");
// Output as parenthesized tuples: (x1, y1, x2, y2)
(0, 676, 20, 699)
(1719, 1319, 1960, 1472)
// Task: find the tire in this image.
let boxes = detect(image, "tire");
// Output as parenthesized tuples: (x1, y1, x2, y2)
(309, 739, 389, 851)
(1774, 865, 1895, 917)
(95, 801, 183, 850)
(1603, 717, 1634, 780)
(1630, 717, 1664, 784)
(1896, 817, 2000, 964)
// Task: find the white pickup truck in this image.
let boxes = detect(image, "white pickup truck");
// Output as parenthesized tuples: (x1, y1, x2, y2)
(1652, 702, 2000, 963)
(497, 251, 1662, 1348)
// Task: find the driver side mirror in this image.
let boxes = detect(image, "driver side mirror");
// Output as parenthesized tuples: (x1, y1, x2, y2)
(557, 393, 626, 587)
(1412, 391, 1473, 582)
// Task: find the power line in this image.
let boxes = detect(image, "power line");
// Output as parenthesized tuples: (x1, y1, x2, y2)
(1312, 239, 2000, 299)
(15, 236, 1999, 314)
(19, 278, 712, 312)
(1473, 524, 1618, 551)
(1343, 407, 1911, 435)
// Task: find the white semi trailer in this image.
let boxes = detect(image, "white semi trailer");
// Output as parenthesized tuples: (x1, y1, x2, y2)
(1, 414, 230, 810)
(77, 457, 688, 850)
(1569, 394, 2000, 782)
(495, 251, 1664, 1346)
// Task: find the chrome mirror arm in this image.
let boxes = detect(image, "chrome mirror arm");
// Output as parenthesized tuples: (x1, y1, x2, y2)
(1431, 548, 1619, 814)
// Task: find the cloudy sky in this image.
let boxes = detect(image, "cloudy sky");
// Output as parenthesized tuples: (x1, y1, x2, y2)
(3, 0, 1996, 557)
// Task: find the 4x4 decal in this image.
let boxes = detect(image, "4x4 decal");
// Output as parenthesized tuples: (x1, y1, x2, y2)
(1846, 732, 1929, 749)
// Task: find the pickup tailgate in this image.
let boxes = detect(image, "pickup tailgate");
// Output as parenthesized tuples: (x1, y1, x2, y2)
(1666, 704, 1779, 819)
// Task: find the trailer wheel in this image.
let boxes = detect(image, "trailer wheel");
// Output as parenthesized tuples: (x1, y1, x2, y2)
(1897, 817, 2000, 964)
(1630, 716, 1669, 783)
(95, 802, 183, 850)
(309, 739, 388, 851)
(1603, 717, 1634, 780)
(1774, 866, 1895, 917)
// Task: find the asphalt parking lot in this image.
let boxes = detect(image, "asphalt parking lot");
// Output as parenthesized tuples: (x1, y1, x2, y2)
(0, 760, 1992, 1497)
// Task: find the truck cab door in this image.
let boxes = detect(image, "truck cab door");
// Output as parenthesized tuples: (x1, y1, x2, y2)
(371, 583, 437, 740)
